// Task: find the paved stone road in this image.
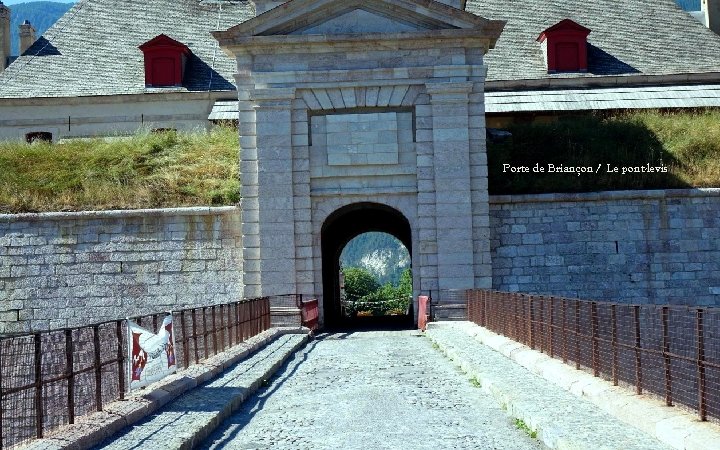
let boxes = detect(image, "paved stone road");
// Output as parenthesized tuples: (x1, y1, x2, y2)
(201, 330, 542, 449)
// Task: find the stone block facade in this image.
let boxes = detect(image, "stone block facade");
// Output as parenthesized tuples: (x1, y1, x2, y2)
(490, 189, 720, 306)
(0, 207, 243, 334)
(213, 1, 505, 325)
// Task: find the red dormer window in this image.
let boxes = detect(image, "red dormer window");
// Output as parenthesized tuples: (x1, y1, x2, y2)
(537, 19, 591, 73)
(139, 34, 190, 87)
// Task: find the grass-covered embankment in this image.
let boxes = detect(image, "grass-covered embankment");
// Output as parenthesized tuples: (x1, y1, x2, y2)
(1, 111, 719, 213)
(0, 127, 239, 213)
(488, 109, 720, 194)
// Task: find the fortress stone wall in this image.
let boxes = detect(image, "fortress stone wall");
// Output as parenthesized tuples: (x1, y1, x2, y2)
(490, 189, 720, 306)
(0, 207, 243, 334)
(1, 189, 719, 333)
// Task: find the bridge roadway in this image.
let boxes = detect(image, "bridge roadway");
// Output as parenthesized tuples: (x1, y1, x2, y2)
(199, 330, 542, 449)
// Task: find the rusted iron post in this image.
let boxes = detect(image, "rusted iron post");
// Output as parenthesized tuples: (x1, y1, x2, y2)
(0, 337, 4, 450)
(180, 311, 189, 369)
(528, 296, 535, 349)
(192, 309, 199, 364)
(418, 295, 429, 331)
(93, 325, 102, 412)
(512, 294, 520, 341)
(697, 309, 707, 421)
(34, 333, 43, 438)
(591, 302, 599, 377)
(634, 305, 643, 394)
(481, 291, 487, 328)
(219, 304, 226, 351)
(211, 306, 218, 356)
(203, 307, 210, 359)
(611, 305, 618, 386)
(65, 329, 75, 424)
(561, 299, 567, 364)
(539, 297, 545, 354)
(116, 320, 125, 399)
(574, 301, 580, 370)
(662, 306, 673, 406)
(549, 297, 555, 358)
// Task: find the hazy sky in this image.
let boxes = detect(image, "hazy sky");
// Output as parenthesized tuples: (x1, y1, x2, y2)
(3, 0, 75, 4)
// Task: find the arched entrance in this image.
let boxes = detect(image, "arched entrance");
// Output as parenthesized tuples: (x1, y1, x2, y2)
(321, 202, 412, 329)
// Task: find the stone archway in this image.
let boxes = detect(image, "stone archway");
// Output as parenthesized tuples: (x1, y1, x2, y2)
(321, 202, 412, 328)
(215, 0, 504, 328)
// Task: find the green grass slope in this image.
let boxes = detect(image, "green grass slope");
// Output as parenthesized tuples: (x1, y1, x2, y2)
(0, 127, 239, 213)
(0, 111, 719, 213)
(488, 110, 720, 194)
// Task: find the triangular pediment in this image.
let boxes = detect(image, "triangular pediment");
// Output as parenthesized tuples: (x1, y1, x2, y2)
(222, 0, 498, 37)
(292, 8, 434, 35)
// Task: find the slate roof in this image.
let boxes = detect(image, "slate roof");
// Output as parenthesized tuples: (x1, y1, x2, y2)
(2, 0, 720, 99)
(466, 0, 720, 85)
(0, 0, 254, 98)
(485, 84, 720, 112)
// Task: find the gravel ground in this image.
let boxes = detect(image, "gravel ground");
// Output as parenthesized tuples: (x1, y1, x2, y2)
(201, 330, 542, 450)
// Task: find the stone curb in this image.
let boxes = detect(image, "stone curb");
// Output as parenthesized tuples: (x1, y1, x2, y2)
(426, 322, 720, 450)
(19, 327, 309, 450)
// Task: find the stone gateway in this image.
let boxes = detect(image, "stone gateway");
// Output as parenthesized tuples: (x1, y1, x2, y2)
(213, 0, 505, 326)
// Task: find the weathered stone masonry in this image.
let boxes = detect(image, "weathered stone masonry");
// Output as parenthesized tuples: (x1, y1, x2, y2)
(491, 189, 720, 306)
(0, 207, 243, 334)
(1, 189, 719, 332)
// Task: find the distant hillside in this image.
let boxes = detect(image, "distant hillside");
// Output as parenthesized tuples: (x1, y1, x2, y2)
(9, 2, 73, 56)
(677, 0, 701, 10)
(341, 233, 410, 286)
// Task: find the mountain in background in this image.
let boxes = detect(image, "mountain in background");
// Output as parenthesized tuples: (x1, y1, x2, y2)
(9, 2, 73, 56)
(677, 0, 701, 10)
(341, 233, 410, 286)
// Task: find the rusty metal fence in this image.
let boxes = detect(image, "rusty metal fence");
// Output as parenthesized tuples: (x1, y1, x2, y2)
(467, 290, 720, 424)
(0, 296, 272, 449)
(299, 297, 319, 331)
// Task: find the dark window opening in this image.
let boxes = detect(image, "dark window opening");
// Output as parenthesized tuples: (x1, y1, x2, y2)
(25, 131, 52, 143)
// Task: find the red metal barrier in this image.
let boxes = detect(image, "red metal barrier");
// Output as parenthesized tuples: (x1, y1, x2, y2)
(418, 295, 429, 331)
(300, 298, 319, 332)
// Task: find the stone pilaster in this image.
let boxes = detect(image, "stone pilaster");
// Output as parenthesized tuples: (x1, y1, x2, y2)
(242, 87, 298, 297)
(426, 82, 476, 290)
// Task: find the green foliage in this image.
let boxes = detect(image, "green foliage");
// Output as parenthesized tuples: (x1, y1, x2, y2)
(514, 418, 537, 439)
(343, 267, 412, 317)
(0, 126, 239, 213)
(488, 109, 720, 194)
(343, 267, 380, 303)
(340, 232, 409, 286)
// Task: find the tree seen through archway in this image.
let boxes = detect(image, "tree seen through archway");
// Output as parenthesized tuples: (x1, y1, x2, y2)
(339, 232, 412, 318)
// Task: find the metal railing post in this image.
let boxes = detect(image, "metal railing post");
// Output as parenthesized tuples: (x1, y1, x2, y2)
(662, 306, 673, 406)
(611, 304, 618, 386)
(116, 320, 125, 399)
(93, 325, 102, 412)
(34, 333, 43, 438)
(634, 305, 643, 394)
(697, 309, 707, 421)
(591, 302, 599, 377)
(65, 329, 75, 424)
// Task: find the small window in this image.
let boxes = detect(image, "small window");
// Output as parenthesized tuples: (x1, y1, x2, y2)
(139, 35, 190, 87)
(537, 19, 591, 73)
(151, 128, 177, 134)
(25, 131, 52, 143)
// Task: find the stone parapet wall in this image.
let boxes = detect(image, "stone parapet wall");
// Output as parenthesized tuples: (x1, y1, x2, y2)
(490, 189, 720, 306)
(0, 207, 243, 334)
